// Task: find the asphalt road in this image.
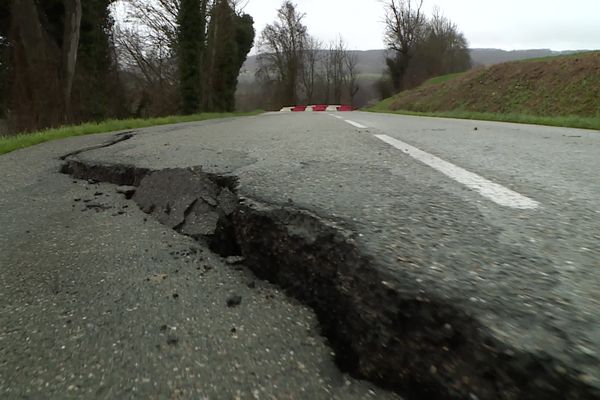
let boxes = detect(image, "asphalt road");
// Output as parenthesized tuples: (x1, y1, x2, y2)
(1, 112, 599, 399)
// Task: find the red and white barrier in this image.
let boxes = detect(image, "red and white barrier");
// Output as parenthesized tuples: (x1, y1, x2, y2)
(280, 105, 355, 112)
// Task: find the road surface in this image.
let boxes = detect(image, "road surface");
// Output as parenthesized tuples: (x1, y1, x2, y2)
(1, 112, 599, 399)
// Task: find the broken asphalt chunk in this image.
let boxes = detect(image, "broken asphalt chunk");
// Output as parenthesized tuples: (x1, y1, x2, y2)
(116, 185, 136, 199)
(226, 295, 242, 308)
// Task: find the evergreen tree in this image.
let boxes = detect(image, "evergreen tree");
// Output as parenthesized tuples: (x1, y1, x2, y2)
(74, 0, 121, 121)
(0, 2, 9, 118)
(205, 1, 254, 112)
(6, 0, 121, 131)
(232, 13, 255, 109)
(0, 3, 8, 37)
(177, 0, 206, 114)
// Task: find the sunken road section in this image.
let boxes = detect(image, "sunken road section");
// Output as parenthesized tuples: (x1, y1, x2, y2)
(61, 159, 600, 400)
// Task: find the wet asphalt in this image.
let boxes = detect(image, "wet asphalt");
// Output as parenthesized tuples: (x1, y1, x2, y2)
(0, 132, 397, 399)
(1, 112, 599, 398)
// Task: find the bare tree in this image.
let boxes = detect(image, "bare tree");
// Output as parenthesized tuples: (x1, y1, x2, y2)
(324, 38, 344, 103)
(321, 45, 334, 104)
(257, 1, 307, 106)
(118, 0, 181, 73)
(344, 51, 360, 105)
(324, 37, 358, 104)
(125, 0, 180, 50)
(251, 3, 362, 108)
(116, 21, 179, 112)
(383, 0, 425, 91)
(115, 0, 184, 116)
(382, 0, 470, 92)
(300, 36, 322, 104)
(384, 0, 425, 54)
(420, 7, 471, 75)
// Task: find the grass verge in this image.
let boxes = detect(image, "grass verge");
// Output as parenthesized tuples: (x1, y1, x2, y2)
(422, 72, 466, 86)
(0, 111, 262, 156)
(365, 108, 600, 131)
(368, 52, 600, 130)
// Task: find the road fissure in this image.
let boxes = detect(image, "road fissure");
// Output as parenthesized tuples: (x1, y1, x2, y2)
(58, 158, 596, 400)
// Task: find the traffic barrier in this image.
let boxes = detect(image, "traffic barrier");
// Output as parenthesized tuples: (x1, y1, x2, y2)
(286, 105, 354, 112)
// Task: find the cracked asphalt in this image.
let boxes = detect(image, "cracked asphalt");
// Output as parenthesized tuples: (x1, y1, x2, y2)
(1, 112, 599, 398)
(0, 128, 397, 399)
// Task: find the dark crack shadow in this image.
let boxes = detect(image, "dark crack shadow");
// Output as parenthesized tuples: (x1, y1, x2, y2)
(60, 159, 153, 187)
(59, 131, 136, 161)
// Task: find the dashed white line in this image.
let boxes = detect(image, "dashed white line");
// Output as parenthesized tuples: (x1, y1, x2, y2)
(345, 120, 368, 129)
(374, 134, 540, 210)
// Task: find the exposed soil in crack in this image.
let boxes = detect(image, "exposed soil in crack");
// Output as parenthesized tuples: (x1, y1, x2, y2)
(61, 159, 153, 186)
(60, 161, 600, 400)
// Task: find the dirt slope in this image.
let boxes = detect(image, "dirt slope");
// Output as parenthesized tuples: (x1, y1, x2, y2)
(387, 52, 600, 117)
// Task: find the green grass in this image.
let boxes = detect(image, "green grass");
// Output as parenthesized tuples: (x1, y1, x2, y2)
(369, 96, 398, 113)
(366, 108, 600, 131)
(0, 111, 262, 155)
(367, 52, 600, 131)
(422, 72, 465, 86)
(518, 50, 597, 63)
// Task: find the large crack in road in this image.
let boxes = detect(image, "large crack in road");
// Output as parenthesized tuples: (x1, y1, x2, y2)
(60, 155, 599, 400)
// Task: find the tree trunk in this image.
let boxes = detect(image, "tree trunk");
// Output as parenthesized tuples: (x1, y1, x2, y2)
(205, 1, 220, 112)
(10, 0, 63, 131)
(10, 0, 81, 131)
(62, 0, 82, 122)
(198, 0, 209, 110)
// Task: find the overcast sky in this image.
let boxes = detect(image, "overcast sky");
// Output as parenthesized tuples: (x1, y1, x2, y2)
(243, 0, 600, 51)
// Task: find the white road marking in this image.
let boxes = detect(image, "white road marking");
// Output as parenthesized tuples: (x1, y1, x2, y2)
(345, 120, 368, 129)
(374, 134, 540, 210)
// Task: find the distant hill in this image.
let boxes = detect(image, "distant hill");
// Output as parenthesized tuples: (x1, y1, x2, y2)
(240, 48, 587, 80)
(469, 48, 581, 66)
(373, 52, 600, 118)
(239, 49, 386, 82)
(236, 48, 592, 111)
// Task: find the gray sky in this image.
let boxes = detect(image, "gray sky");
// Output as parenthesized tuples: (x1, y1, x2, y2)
(244, 0, 600, 51)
